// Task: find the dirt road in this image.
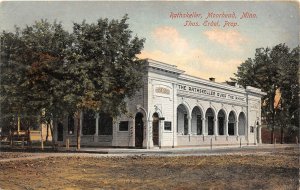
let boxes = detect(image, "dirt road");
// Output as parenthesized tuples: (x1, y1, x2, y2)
(0, 146, 299, 190)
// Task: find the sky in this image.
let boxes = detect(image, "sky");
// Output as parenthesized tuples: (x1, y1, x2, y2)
(0, 1, 299, 82)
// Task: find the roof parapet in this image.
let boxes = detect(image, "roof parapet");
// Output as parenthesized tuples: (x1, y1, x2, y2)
(246, 86, 267, 96)
(146, 59, 185, 75)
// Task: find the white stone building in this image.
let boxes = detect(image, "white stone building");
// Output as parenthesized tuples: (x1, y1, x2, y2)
(56, 59, 266, 148)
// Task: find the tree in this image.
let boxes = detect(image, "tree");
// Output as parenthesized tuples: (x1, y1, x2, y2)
(232, 44, 299, 144)
(1, 15, 146, 149)
(0, 20, 73, 147)
(68, 15, 146, 149)
(276, 46, 299, 143)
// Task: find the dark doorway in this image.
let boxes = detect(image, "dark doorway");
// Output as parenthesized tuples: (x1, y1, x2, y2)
(57, 122, 64, 141)
(228, 123, 235, 135)
(218, 117, 224, 135)
(152, 113, 159, 146)
(184, 114, 188, 135)
(208, 116, 214, 135)
(135, 112, 144, 148)
(197, 115, 202, 135)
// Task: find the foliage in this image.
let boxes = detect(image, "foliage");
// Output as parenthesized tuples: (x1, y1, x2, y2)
(232, 44, 299, 143)
(0, 15, 146, 136)
(69, 14, 146, 116)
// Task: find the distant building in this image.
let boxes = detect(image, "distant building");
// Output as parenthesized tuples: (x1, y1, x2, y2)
(55, 59, 266, 148)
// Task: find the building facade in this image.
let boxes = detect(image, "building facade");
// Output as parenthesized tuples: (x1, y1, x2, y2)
(55, 59, 266, 148)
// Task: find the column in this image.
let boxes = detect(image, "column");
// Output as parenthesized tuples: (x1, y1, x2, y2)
(201, 118, 206, 135)
(188, 116, 192, 135)
(258, 126, 262, 144)
(129, 119, 135, 147)
(235, 121, 239, 136)
(95, 113, 99, 136)
(148, 120, 153, 147)
(254, 126, 257, 144)
(142, 119, 147, 148)
(94, 113, 99, 143)
(214, 119, 218, 136)
(112, 118, 118, 146)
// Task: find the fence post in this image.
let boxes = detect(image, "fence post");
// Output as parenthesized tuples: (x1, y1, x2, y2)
(296, 136, 298, 144)
(210, 138, 213, 150)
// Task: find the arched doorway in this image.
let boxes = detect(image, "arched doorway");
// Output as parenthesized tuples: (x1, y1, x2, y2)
(228, 111, 236, 136)
(238, 112, 246, 135)
(191, 107, 202, 135)
(57, 122, 64, 141)
(177, 104, 189, 135)
(205, 108, 214, 135)
(135, 112, 144, 148)
(218, 110, 226, 135)
(152, 113, 159, 146)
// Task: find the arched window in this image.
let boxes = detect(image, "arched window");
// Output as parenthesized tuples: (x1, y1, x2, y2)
(238, 112, 246, 135)
(228, 111, 236, 136)
(217, 110, 226, 135)
(205, 108, 215, 135)
(191, 107, 202, 135)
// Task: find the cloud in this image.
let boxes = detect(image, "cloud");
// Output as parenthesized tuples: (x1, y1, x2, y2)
(203, 29, 248, 51)
(139, 26, 242, 82)
(152, 26, 189, 54)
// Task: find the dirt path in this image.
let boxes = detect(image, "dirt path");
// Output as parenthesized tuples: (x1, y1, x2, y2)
(0, 147, 298, 190)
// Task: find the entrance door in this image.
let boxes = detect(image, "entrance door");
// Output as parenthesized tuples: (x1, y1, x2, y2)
(57, 122, 64, 141)
(152, 113, 159, 146)
(135, 112, 144, 148)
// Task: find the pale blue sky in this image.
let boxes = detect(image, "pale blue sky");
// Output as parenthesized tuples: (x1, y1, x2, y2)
(0, 1, 299, 81)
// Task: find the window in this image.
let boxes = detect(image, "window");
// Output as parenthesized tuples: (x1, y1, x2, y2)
(82, 110, 96, 135)
(250, 126, 254, 133)
(164, 121, 172, 131)
(98, 113, 113, 135)
(119, 121, 129, 131)
(67, 115, 75, 135)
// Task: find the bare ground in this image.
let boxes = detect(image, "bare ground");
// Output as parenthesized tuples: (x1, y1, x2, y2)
(0, 147, 299, 190)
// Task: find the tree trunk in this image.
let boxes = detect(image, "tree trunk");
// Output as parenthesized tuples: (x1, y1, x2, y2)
(46, 124, 49, 142)
(77, 116, 81, 150)
(280, 126, 284, 144)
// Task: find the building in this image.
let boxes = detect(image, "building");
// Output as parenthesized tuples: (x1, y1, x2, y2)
(55, 59, 266, 148)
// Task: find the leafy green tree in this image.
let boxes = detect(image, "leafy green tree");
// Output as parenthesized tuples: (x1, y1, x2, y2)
(232, 44, 299, 144)
(0, 20, 73, 146)
(1, 15, 146, 149)
(276, 46, 299, 143)
(68, 15, 146, 149)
